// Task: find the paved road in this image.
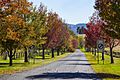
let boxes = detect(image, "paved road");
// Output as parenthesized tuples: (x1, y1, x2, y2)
(0, 49, 101, 80)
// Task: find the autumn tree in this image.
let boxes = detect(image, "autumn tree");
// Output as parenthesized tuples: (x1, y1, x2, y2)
(43, 10, 72, 58)
(71, 39, 78, 49)
(27, 3, 48, 60)
(92, 10, 120, 63)
(0, 0, 32, 66)
(94, 0, 120, 63)
(77, 35, 85, 48)
(84, 22, 101, 49)
(85, 11, 120, 63)
(55, 24, 70, 55)
(66, 28, 78, 52)
(105, 36, 120, 63)
(84, 11, 104, 56)
(45, 11, 63, 58)
(95, 0, 120, 39)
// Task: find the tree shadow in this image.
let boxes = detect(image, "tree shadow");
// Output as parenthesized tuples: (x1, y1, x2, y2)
(71, 54, 83, 57)
(67, 63, 96, 65)
(59, 59, 88, 61)
(97, 73, 120, 79)
(0, 62, 25, 67)
(59, 59, 94, 62)
(26, 72, 100, 79)
(35, 57, 50, 60)
(26, 72, 120, 79)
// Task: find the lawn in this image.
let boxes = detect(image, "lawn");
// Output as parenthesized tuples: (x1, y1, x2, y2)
(0, 52, 71, 75)
(81, 48, 120, 80)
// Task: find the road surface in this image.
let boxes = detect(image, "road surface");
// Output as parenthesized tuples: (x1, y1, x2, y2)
(0, 49, 101, 80)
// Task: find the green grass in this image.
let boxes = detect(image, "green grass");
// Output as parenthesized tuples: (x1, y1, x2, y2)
(81, 48, 120, 80)
(0, 52, 71, 75)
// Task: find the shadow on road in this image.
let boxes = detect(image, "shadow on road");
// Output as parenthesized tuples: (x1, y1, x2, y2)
(26, 72, 120, 79)
(26, 72, 100, 79)
(59, 59, 88, 61)
(67, 63, 96, 65)
(70, 54, 83, 57)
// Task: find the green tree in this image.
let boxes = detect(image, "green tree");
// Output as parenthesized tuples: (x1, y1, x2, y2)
(28, 3, 48, 59)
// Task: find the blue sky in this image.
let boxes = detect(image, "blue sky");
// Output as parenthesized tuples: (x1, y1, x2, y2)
(29, 0, 95, 24)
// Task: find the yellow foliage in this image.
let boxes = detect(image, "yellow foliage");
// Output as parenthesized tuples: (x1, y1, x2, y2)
(22, 39, 33, 46)
(6, 15, 25, 28)
(6, 28, 20, 41)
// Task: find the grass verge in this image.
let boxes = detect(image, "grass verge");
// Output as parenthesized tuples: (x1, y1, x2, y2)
(81, 48, 120, 80)
(0, 52, 71, 75)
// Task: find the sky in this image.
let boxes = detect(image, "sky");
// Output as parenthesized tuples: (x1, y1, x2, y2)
(29, 0, 95, 24)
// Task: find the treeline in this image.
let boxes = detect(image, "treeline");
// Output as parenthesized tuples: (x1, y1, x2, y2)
(0, 0, 78, 66)
(84, 0, 120, 64)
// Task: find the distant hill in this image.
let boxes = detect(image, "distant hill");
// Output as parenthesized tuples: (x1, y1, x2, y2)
(67, 23, 86, 34)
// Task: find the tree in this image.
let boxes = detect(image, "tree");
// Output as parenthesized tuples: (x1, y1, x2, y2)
(77, 27, 80, 34)
(44, 11, 72, 57)
(94, 0, 120, 63)
(45, 11, 64, 58)
(84, 11, 104, 55)
(95, 0, 120, 39)
(0, 0, 32, 66)
(55, 24, 70, 55)
(85, 11, 120, 63)
(77, 26, 84, 34)
(105, 36, 120, 63)
(71, 39, 78, 49)
(28, 3, 48, 60)
(84, 22, 101, 49)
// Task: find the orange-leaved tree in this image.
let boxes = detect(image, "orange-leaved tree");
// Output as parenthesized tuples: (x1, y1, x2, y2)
(0, 0, 32, 66)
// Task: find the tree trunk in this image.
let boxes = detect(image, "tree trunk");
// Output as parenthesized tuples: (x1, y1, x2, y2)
(9, 50, 13, 66)
(102, 51, 104, 60)
(57, 49, 60, 56)
(24, 47, 29, 62)
(92, 48, 94, 54)
(64, 48, 65, 53)
(13, 50, 16, 59)
(51, 48, 54, 58)
(47, 51, 50, 55)
(3, 52, 7, 60)
(42, 45, 45, 59)
(61, 50, 64, 55)
(94, 48, 96, 56)
(110, 47, 114, 64)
